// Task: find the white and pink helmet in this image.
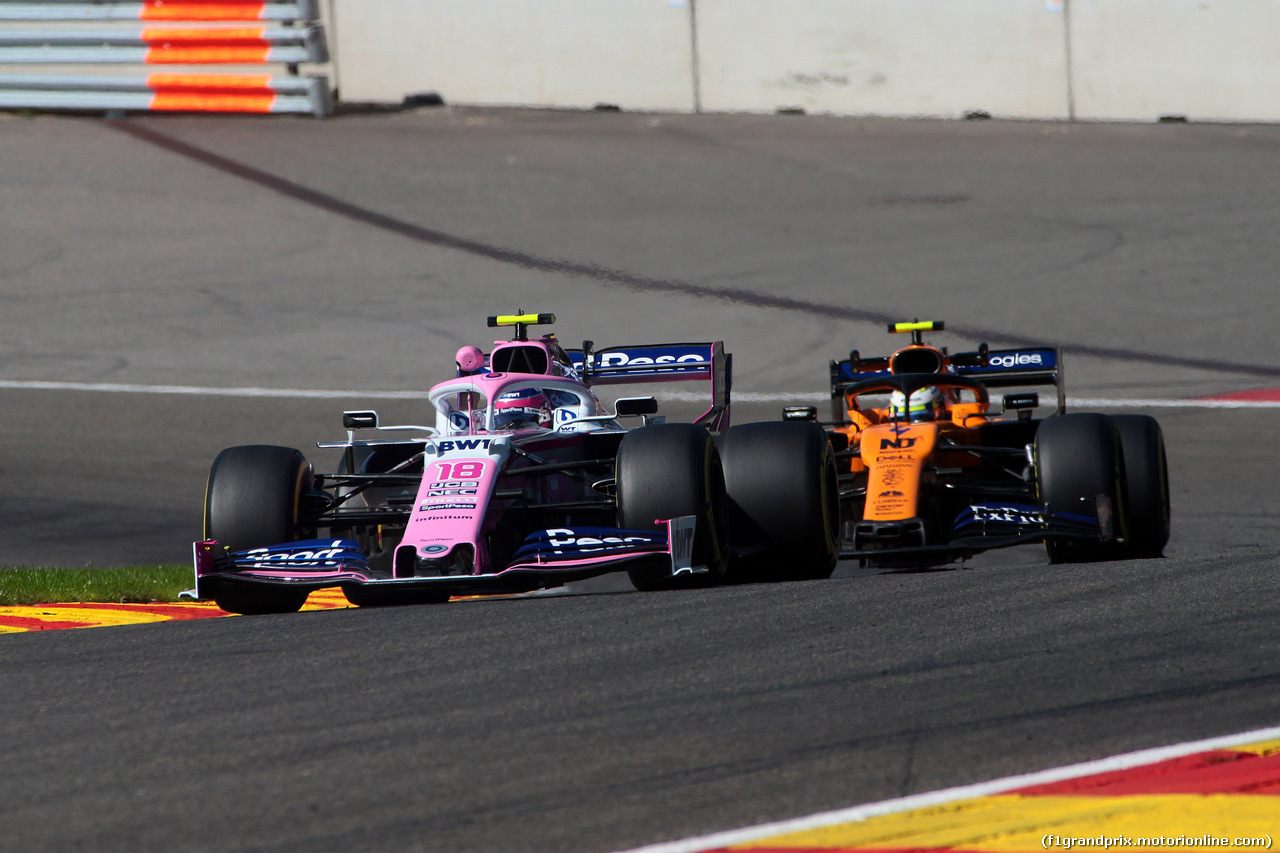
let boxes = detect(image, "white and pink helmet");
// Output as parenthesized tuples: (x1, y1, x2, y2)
(493, 387, 551, 429)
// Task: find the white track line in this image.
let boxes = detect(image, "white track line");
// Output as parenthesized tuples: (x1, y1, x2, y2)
(1, 379, 1278, 407)
(1074, 397, 1280, 409)
(613, 724, 1280, 853)
(0, 380, 425, 399)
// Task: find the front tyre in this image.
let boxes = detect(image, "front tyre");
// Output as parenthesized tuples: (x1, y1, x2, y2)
(718, 421, 840, 582)
(343, 586, 450, 607)
(204, 445, 314, 554)
(616, 423, 728, 591)
(1112, 414, 1171, 559)
(204, 445, 315, 615)
(1034, 414, 1126, 563)
(212, 583, 309, 616)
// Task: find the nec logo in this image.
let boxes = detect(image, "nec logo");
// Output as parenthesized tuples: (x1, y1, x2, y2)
(437, 439, 492, 453)
(989, 353, 1043, 368)
(880, 437, 917, 449)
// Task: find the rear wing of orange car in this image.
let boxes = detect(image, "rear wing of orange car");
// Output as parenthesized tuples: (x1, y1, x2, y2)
(568, 341, 731, 432)
(830, 346, 1065, 415)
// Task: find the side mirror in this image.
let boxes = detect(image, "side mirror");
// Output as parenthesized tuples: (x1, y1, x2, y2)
(783, 406, 818, 422)
(343, 410, 379, 430)
(615, 397, 659, 417)
(1001, 393, 1039, 421)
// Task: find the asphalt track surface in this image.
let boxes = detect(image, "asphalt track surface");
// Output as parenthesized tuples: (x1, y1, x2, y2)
(1, 109, 1279, 851)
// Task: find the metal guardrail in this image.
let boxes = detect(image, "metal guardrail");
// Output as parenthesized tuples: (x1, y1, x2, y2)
(0, 70, 329, 112)
(0, 25, 327, 63)
(0, 0, 330, 115)
(0, 1, 318, 21)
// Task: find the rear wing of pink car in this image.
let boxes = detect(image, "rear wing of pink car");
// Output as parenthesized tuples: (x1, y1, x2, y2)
(568, 341, 731, 432)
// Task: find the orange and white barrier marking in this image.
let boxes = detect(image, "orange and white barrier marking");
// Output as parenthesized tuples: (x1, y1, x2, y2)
(138, 25, 273, 64)
(0, 1, 328, 114)
(146, 72, 279, 112)
(0, 2, 299, 22)
(140, 2, 276, 22)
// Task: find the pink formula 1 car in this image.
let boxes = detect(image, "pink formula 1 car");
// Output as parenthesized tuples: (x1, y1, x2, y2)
(193, 313, 840, 614)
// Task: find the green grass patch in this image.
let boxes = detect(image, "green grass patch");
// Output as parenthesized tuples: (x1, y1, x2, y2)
(0, 566, 193, 606)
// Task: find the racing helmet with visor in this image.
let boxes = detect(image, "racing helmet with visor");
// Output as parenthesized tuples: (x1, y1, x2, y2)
(493, 387, 551, 430)
(889, 385, 946, 423)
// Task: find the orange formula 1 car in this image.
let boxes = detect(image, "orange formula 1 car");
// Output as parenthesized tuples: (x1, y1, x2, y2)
(795, 321, 1170, 567)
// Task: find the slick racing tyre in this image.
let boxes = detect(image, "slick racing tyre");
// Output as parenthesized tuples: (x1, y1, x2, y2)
(204, 445, 315, 615)
(1034, 413, 1127, 563)
(204, 445, 314, 556)
(1112, 414, 1171, 559)
(718, 421, 840, 582)
(209, 582, 309, 617)
(342, 585, 450, 608)
(616, 423, 728, 591)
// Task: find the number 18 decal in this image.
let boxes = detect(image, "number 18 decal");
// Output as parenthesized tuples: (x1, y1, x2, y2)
(434, 460, 485, 481)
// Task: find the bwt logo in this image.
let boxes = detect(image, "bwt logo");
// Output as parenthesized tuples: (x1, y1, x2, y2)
(989, 352, 1044, 368)
(437, 438, 492, 452)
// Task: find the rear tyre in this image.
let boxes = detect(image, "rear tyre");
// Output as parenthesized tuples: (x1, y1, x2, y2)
(1112, 414, 1171, 558)
(1034, 414, 1126, 563)
(204, 445, 314, 614)
(616, 423, 728, 591)
(718, 421, 840, 582)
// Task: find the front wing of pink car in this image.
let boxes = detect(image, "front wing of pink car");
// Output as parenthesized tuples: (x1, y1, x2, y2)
(192, 515, 697, 604)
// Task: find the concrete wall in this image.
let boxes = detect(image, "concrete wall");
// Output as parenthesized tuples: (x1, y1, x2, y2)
(1069, 0, 1280, 122)
(330, 0, 1280, 123)
(696, 0, 1069, 119)
(331, 0, 696, 112)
